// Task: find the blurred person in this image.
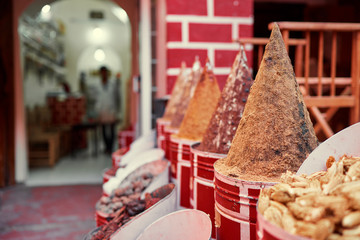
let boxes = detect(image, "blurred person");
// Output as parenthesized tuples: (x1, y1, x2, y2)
(96, 66, 117, 154)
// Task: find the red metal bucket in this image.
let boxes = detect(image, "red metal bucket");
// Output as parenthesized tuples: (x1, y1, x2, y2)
(164, 126, 179, 160)
(190, 143, 226, 238)
(156, 118, 170, 151)
(169, 135, 198, 209)
(214, 163, 275, 240)
(136, 209, 212, 240)
(112, 147, 130, 168)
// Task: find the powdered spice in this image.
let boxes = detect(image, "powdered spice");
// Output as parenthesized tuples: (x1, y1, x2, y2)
(162, 62, 187, 120)
(215, 23, 319, 182)
(175, 60, 221, 141)
(170, 58, 201, 129)
(198, 46, 253, 154)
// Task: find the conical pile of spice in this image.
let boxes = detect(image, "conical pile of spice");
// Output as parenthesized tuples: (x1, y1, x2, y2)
(215, 23, 319, 182)
(198, 46, 253, 154)
(175, 59, 221, 141)
(162, 62, 188, 120)
(169, 57, 202, 129)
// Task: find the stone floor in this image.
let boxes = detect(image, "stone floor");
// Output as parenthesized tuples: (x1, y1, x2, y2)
(0, 184, 102, 240)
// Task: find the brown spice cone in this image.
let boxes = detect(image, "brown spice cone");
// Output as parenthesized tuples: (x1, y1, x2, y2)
(215, 23, 319, 182)
(175, 59, 221, 141)
(170, 57, 202, 129)
(199, 46, 253, 154)
(162, 62, 187, 120)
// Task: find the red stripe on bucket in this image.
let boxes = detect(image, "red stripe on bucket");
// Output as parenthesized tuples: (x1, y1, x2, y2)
(164, 126, 179, 160)
(169, 135, 198, 209)
(156, 118, 170, 151)
(214, 166, 276, 240)
(190, 143, 226, 239)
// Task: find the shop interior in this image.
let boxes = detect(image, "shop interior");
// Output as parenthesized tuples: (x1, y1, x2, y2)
(1, 0, 360, 239)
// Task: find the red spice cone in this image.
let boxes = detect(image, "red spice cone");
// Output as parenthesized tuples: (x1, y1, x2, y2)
(199, 46, 253, 154)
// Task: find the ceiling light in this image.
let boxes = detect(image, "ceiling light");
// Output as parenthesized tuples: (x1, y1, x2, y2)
(94, 49, 105, 62)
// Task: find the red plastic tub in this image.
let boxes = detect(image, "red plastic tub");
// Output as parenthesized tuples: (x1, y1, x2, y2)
(112, 147, 130, 168)
(213, 164, 275, 240)
(164, 126, 179, 160)
(169, 135, 198, 209)
(190, 143, 226, 238)
(156, 118, 170, 151)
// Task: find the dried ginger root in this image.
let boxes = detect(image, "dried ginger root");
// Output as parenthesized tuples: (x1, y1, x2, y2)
(258, 155, 360, 240)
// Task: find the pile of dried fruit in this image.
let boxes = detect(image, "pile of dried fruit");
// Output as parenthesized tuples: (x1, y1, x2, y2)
(258, 155, 360, 240)
(91, 183, 175, 240)
(97, 173, 153, 215)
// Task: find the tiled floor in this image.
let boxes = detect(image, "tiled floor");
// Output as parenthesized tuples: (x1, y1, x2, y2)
(0, 184, 102, 240)
(26, 151, 112, 187)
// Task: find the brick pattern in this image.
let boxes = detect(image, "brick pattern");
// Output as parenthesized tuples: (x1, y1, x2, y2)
(166, 0, 254, 93)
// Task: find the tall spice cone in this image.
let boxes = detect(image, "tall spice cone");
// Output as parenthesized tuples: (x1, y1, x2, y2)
(199, 46, 253, 154)
(162, 62, 188, 120)
(175, 59, 221, 141)
(169, 57, 202, 129)
(215, 23, 319, 182)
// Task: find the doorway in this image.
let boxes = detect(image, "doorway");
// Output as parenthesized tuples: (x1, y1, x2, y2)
(18, 0, 133, 186)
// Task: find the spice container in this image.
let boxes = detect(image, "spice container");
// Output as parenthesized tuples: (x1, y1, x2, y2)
(257, 122, 360, 240)
(88, 183, 176, 240)
(96, 159, 169, 227)
(112, 147, 130, 168)
(190, 46, 253, 238)
(103, 148, 165, 196)
(136, 209, 212, 240)
(156, 118, 170, 153)
(118, 126, 135, 149)
(170, 59, 221, 209)
(214, 23, 318, 240)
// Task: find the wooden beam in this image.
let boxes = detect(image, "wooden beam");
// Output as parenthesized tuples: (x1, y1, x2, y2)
(304, 96, 355, 107)
(269, 22, 360, 32)
(296, 77, 351, 86)
(309, 106, 334, 138)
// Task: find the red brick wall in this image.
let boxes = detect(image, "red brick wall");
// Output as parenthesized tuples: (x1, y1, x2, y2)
(165, 0, 253, 93)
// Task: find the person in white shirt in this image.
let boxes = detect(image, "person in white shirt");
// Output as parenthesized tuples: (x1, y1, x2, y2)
(96, 66, 117, 154)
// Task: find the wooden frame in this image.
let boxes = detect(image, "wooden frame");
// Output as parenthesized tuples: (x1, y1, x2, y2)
(236, 21, 360, 139)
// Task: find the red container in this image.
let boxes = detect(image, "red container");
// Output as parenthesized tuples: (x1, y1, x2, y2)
(156, 118, 170, 151)
(214, 164, 275, 240)
(118, 128, 135, 149)
(112, 147, 130, 168)
(190, 143, 226, 239)
(102, 168, 117, 184)
(164, 126, 179, 160)
(169, 135, 198, 209)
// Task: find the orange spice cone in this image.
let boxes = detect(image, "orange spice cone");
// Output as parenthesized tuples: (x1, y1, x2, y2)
(162, 62, 188, 120)
(170, 57, 202, 129)
(176, 59, 221, 141)
(198, 46, 253, 154)
(215, 23, 319, 182)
